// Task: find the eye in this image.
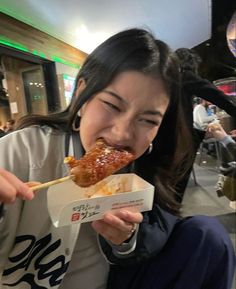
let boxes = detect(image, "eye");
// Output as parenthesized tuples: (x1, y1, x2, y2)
(140, 118, 160, 126)
(103, 101, 121, 112)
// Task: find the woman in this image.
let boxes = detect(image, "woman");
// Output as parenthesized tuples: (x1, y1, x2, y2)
(0, 28, 235, 289)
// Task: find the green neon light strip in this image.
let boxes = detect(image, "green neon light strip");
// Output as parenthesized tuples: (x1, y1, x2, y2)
(0, 35, 81, 69)
(32, 50, 47, 59)
(51, 56, 80, 69)
(0, 36, 29, 52)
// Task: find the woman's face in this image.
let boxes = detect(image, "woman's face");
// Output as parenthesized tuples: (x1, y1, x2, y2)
(79, 71, 169, 159)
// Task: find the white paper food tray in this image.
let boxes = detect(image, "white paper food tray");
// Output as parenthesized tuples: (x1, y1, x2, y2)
(47, 173, 154, 227)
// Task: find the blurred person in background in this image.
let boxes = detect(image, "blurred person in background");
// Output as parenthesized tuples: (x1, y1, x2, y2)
(193, 98, 218, 131)
(193, 98, 219, 156)
(174, 47, 236, 202)
(229, 129, 236, 139)
(0, 121, 6, 138)
(4, 119, 15, 134)
(208, 122, 236, 209)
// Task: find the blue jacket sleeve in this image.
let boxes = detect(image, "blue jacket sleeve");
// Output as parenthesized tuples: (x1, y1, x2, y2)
(99, 204, 179, 265)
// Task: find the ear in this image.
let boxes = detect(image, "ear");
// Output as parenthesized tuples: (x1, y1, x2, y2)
(75, 78, 86, 97)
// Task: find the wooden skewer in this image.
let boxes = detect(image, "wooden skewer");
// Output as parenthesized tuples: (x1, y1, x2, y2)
(31, 175, 74, 191)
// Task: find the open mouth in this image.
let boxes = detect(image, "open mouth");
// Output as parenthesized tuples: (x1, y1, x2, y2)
(97, 137, 133, 153)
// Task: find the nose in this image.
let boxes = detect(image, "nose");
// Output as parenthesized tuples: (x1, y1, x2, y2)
(111, 117, 135, 145)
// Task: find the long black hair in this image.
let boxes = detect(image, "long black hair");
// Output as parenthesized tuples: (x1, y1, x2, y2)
(17, 28, 194, 215)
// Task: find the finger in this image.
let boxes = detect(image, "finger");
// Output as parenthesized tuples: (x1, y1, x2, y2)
(103, 212, 134, 233)
(92, 210, 143, 245)
(0, 169, 34, 201)
(92, 219, 131, 245)
(92, 219, 117, 239)
(0, 174, 17, 203)
(103, 211, 141, 239)
(103, 210, 142, 236)
(112, 210, 143, 224)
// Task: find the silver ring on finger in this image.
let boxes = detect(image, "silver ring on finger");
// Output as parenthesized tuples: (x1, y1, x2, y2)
(129, 223, 137, 234)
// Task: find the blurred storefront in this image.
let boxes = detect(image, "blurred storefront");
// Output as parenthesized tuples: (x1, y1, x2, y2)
(0, 12, 87, 124)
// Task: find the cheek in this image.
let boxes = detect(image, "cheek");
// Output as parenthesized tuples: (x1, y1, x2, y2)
(79, 107, 110, 151)
(134, 127, 159, 158)
(80, 116, 99, 150)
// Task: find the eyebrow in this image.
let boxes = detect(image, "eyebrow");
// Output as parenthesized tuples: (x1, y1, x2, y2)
(142, 110, 164, 117)
(103, 89, 164, 118)
(103, 90, 125, 103)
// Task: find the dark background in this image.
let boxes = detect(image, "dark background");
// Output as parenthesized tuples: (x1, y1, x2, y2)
(194, 0, 236, 81)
